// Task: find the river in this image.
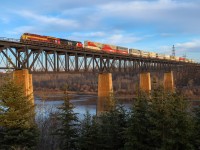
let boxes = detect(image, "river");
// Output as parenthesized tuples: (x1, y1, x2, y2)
(35, 94, 132, 119)
(34, 93, 200, 120)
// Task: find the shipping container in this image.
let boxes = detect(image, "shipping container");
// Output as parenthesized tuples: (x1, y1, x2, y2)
(175, 56, 179, 61)
(185, 59, 189, 62)
(164, 55, 170, 60)
(129, 49, 141, 56)
(141, 51, 149, 57)
(116, 50, 128, 54)
(179, 57, 185, 61)
(102, 44, 117, 53)
(84, 46, 101, 50)
(117, 46, 128, 51)
(149, 52, 157, 58)
(84, 41, 102, 50)
(116, 46, 128, 54)
(157, 54, 165, 59)
(189, 59, 195, 63)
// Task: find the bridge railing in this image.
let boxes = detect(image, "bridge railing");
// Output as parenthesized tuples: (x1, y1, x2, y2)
(0, 37, 20, 42)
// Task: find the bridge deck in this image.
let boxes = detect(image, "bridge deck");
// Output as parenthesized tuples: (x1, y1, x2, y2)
(0, 38, 198, 74)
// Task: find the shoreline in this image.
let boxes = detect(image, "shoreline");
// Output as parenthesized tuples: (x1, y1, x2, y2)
(34, 89, 200, 101)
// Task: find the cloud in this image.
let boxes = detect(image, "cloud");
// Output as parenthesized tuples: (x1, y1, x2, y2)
(5, 26, 40, 36)
(159, 39, 200, 54)
(97, 0, 200, 33)
(5, 0, 200, 35)
(99, 0, 195, 18)
(176, 39, 200, 53)
(68, 31, 142, 47)
(160, 33, 175, 37)
(104, 34, 142, 45)
(69, 32, 106, 39)
(0, 17, 10, 24)
(18, 11, 79, 28)
(158, 39, 200, 61)
(5, 10, 81, 36)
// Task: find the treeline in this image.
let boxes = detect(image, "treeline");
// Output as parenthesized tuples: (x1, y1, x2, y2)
(33, 73, 137, 95)
(1, 80, 200, 149)
(32, 71, 200, 97)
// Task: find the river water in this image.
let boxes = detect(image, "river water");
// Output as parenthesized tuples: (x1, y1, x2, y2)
(35, 94, 132, 119)
(34, 93, 200, 120)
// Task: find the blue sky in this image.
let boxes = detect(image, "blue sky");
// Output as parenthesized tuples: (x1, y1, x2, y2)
(0, 0, 200, 62)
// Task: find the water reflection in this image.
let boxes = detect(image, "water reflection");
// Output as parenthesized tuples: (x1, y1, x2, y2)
(97, 97, 115, 116)
(35, 94, 98, 120)
(35, 95, 200, 119)
(35, 94, 132, 119)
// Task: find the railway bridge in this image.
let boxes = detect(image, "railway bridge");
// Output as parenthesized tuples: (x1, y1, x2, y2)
(0, 37, 199, 104)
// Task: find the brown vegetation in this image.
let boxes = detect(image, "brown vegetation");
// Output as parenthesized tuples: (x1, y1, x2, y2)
(1, 70, 200, 99)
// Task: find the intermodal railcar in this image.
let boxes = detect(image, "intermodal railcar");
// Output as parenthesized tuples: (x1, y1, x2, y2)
(84, 40, 128, 54)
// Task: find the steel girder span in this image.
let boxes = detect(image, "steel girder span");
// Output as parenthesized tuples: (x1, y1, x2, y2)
(0, 38, 199, 74)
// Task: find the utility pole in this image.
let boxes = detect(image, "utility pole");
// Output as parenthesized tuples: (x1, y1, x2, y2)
(172, 45, 175, 57)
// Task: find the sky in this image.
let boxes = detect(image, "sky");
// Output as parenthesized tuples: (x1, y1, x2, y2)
(0, 0, 200, 62)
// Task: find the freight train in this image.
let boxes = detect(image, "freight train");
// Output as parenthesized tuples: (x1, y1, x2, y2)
(20, 33, 195, 63)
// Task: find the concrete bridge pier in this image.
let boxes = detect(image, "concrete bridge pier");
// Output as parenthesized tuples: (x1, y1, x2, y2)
(98, 73, 113, 97)
(140, 72, 151, 94)
(29, 74, 34, 102)
(97, 73, 113, 115)
(164, 71, 174, 92)
(13, 69, 34, 104)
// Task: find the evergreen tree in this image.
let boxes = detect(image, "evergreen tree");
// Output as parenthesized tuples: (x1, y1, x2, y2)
(98, 104, 128, 150)
(125, 89, 194, 150)
(78, 111, 100, 150)
(55, 88, 79, 150)
(79, 94, 128, 150)
(0, 79, 39, 149)
(149, 89, 194, 149)
(192, 105, 200, 149)
(125, 92, 152, 150)
(96, 94, 128, 150)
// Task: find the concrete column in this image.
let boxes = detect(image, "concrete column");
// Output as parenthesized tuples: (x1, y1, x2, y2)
(140, 72, 151, 93)
(13, 69, 34, 103)
(97, 73, 113, 115)
(164, 71, 174, 92)
(29, 74, 34, 103)
(98, 73, 113, 97)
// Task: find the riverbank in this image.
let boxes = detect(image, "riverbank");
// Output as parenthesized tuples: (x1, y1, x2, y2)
(34, 89, 135, 101)
(34, 88, 200, 102)
(34, 89, 96, 101)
